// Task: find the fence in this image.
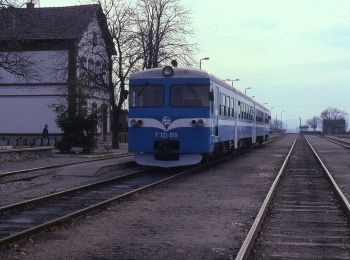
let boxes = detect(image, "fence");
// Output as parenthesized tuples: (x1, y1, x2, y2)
(0, 135, 61, 147)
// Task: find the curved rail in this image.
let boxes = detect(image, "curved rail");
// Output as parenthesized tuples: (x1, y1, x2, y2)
(321, 135, 350, 149)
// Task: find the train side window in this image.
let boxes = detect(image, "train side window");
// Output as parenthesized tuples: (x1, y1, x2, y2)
(231, 98, 234, 117)
(219, 92, 222, 115)
(247, 105, 249, 120)
(248, 106, 250, 120)
(243, 103, 246, 119)
(222, 93, 226, 116)
(238, 100, 241, 118)
(226, 95, 230, 117)
(242, 103, 244, 119)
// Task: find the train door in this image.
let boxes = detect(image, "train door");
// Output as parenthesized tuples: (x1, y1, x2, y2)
(252, 104, 257, 144)
(210, 85, 219, 146)
(234, 96, 238, 149)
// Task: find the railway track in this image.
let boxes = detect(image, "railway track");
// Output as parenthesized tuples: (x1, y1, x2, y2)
(0, 134, 287, 248)
(322, 135, 350, 149)
(0, 135, 282, 185)
(0, 166, 190, 247)
(236, 134, 350, 259)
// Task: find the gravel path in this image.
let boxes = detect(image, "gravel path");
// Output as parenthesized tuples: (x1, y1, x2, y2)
(0, 135, 295, 260)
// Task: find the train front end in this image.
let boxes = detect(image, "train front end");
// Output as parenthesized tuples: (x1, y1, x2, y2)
(128, 66, 212, 167)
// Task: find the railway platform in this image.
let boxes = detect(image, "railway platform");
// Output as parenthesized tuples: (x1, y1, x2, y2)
(55, 153, 133, 178)
(0, 143, 130, 175)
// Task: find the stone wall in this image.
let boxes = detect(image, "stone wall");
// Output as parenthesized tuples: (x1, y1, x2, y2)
(0, 147, 53, 162)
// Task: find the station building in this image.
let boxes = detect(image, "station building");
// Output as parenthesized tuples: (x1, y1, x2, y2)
(322, 119, 346, 135)
(0, 3, 115, 142)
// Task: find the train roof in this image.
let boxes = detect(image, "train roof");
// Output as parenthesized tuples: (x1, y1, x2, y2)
(209, 75, 268, 111)
(130, 67, 269, 112)
(130, 67, 210, 80)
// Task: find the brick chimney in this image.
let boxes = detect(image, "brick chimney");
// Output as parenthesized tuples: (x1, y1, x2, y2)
(26, 1, 35, 9)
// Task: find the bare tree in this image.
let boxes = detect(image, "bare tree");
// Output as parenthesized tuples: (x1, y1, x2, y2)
(320, 107, 348, 120)
(306, 116, 321, 132)
(0, 0, 15, 8)
(135, 0, 196, 69)
(79, 0, 196, 148)
(101, 0, 142, 148)
(0, 0, 37, 80)
(76, 0, 141, 148)
(271, 118, 282, 132)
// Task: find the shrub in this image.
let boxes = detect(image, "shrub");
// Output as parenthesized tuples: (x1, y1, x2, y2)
(53, 104, 100, 153)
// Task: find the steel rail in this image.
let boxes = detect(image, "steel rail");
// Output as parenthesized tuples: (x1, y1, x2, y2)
(321, 136, 350, 149)
(0, 134, 283, 186)
(235, 135, 298, 260)
(0, 152, 131, 178)
(0, 167, 150, 213)
(0, 161, 212, 247)
(305, 136, 350, 216)
(0, 132, 287, 249)
(0, 135, 284, 248)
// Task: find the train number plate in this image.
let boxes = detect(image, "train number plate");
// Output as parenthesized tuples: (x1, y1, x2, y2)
(154, 131, 178, 139)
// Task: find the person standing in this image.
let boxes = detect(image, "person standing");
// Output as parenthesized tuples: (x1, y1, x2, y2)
(42, 124, 49, 145)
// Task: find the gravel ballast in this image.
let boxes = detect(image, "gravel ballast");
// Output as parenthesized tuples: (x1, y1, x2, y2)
(0, 135, 296, 260)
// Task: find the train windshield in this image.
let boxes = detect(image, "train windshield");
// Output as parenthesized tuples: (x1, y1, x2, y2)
(129, 85, 163, 107)
(170, 84, 209, 107)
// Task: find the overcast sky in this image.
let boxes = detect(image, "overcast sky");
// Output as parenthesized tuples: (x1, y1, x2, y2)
(39, 0, 350, 130)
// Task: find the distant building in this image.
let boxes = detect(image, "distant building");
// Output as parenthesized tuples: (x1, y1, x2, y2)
(0, 3, 116, 141)
(322, 119, 346, 134)
(299, 125, 309, 133)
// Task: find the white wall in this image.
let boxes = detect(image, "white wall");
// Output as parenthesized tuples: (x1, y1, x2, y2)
(0, 17, 112, 135)
(0, 96, 64, 133)
(0, 50, 68, 84)
(0, 50, 68, 134)
(78, 14, 111, 133)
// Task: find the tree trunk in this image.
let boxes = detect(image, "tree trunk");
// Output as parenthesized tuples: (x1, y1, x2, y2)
(111, 103, 120, 149)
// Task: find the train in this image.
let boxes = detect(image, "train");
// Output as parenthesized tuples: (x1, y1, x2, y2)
(128, 66, 270, 167)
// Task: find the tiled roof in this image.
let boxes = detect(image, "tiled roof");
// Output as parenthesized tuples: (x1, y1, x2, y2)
(0, 4, 100, 41)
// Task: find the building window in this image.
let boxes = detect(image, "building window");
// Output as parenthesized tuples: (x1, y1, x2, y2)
(95, 61, 102, 84)
(102, 63, 108, 83)
(79, 57, 87, 85)
(88, 59, 94, 86)
(92, 32, 97, 47)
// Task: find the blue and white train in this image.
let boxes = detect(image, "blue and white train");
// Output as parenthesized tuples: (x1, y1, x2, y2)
(128, 66, 270, 167)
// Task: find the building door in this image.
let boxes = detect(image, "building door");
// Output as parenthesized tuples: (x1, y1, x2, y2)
(101, 104, 108, 142)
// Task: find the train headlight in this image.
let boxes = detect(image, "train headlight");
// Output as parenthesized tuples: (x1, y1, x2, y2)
(191, 119, 197, 127)
(130, 119, 137, 127)
(197, 119, 205, 127)
(162, 66, 174, 77)
(137, 119, 143, 127)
